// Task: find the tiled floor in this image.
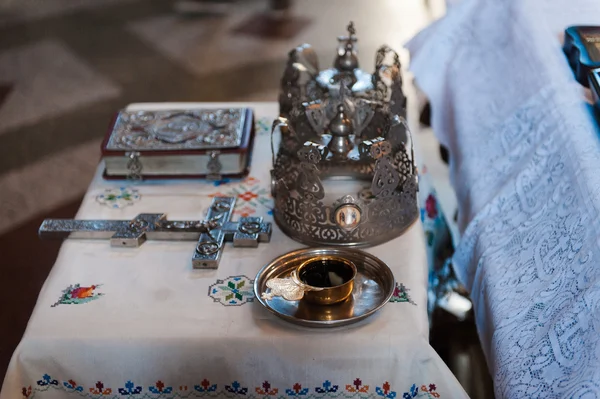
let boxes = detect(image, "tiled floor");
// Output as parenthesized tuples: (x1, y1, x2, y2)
(0, 0, 491, 396)
(0, 39, 120, 134)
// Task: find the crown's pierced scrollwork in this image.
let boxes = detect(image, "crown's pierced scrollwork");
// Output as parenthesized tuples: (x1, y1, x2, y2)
(297, 145, 325, 201)
(278, 22, 407, 143)
(270, 115, 418, 247)
(271, 22, 418, 247)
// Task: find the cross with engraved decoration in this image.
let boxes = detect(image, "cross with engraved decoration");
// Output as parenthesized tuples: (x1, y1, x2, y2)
(38, 197, 271, 269)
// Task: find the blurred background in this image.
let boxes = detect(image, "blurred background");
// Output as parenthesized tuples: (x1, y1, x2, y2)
(0, 0, 491, 396)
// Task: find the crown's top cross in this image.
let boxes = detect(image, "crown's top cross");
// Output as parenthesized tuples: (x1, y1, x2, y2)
(347, 22, 356, 38)
(338, 21, 357, 45)
(334, 21, 359, 71)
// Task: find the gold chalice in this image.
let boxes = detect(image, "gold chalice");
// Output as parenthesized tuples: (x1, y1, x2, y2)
(262, 255, 357, 306)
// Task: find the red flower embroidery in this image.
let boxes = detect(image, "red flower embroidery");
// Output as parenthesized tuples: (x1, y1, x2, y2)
(238, 191, 258, 202)
(293, 383, 302, 393)
(68, 380, 77, 388)
(346, 378, 369, 393)
(255, 380, 278, 396)
(425, 194, 438, 219)
(155, 381, 165, 392)
(201, 379, 211, 391)
(382, 381, 391, 395)
(70, 285, 97, 299)
(21, 386, 32, 398)
(89, 381, 111, 395)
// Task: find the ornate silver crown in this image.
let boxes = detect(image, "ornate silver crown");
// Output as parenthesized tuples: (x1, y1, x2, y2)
(270, 23, 418, 247)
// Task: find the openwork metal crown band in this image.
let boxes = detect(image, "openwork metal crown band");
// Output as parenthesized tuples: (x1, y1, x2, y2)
(271, 22, 418, 247)
(270, 127, 418, 247)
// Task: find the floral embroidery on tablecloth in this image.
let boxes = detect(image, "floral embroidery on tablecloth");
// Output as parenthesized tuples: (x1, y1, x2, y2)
(149, 380, 173, 394)
(389, 283, 416, 305)
(118, 380, 142, 395)
(96, 187, 140, 209)
(402, 383, 440, 398)
(63, 380, 83, 393)
(315, 380, 338, 394)
(286, 383, 309, 396)
(36, 375, 58, 387)
(89, 380, 112, 396)
(50, 284, 104, 308)
(209, 176, 272, 217)
(376, 381, 396, 398)
(194, 379, 217, 393)
(225, 381, 248, 395)
(212, 176, 259, 187)
(256, 117, 272, 136)
(21, 386, 32, 398)
(256, 381, 278, 396)
(208, 276, 254, 306)
(346, 378, 370, 394)
(23, 375, 443, 398)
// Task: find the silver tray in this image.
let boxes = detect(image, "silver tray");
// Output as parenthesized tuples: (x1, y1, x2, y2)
(254, 247, 395, 328)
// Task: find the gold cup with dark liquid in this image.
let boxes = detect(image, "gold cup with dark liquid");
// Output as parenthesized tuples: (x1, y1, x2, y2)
(296, 256, 357, 305)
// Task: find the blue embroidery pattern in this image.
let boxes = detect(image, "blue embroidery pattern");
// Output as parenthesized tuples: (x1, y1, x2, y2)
(208, 275, 255, 306)
(96, 187, 140, 209)
(22, 375, 442, 398)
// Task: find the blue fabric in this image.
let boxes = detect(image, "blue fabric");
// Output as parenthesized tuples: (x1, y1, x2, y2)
(417, 173, 455, 320)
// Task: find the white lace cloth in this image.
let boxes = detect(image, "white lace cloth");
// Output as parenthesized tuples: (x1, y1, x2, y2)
(407, 0, 600, 397)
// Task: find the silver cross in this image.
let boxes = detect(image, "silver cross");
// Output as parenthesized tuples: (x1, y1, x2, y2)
(38, 197, 271, 269)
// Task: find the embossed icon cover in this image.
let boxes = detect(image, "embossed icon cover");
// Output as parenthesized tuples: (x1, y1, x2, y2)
(101, 106, 255, 180)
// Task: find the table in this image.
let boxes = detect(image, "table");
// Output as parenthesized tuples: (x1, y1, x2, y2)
(1, 103, 466, 399)
(407, 1, 600, 397)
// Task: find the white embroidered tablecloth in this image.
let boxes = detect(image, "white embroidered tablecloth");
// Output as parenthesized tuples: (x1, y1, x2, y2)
(407, 1, 600, 397)
(1, 103, 466, 399)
